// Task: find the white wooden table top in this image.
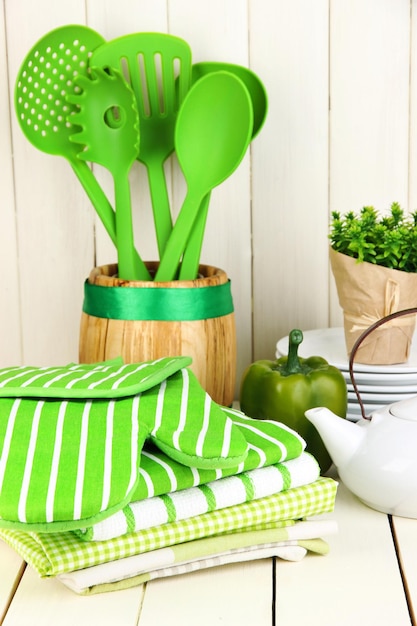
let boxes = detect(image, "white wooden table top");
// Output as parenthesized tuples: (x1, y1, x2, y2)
(0, 473, 415, 626)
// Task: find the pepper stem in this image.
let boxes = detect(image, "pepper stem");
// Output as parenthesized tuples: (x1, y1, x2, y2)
(283, 329, 304, 374)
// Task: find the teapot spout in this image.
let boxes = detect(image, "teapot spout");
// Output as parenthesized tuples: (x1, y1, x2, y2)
(305, 407, 366, 469)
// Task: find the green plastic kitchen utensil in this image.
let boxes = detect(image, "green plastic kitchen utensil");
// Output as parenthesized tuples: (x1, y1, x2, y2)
(191, 62, 267, 143)
(90, 33, 192, 258)
(175, 69, 256, 281)
(154, 71, 253, 282)
(14, 25, 151, 278)
(179, 62, 268, 280)
(68, 67, 145, 280)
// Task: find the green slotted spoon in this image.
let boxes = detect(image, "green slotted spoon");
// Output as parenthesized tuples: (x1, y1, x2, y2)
(68, 67, 145, 281)
(179, 62, 268, 280)
(90, 32, 192, 258)
(155, 71, 253, 282)
(14, 24, 150, 281)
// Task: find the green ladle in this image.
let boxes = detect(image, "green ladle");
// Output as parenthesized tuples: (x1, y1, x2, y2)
(179, 61, 268, 280)
(14, 25, 151, 278)
(155, 71, 253, 282)
(68, 67, 148, 280)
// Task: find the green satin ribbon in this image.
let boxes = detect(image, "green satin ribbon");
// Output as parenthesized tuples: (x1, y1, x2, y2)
(82, 280, 234, 321)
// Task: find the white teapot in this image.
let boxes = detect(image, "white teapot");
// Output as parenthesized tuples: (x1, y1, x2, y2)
(305, 307, 417, 518)
(306, 397, 417, 518)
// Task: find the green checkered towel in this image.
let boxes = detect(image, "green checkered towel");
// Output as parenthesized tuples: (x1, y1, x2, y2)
(0, 358, 305, 532)
(0, 477, 338, 577)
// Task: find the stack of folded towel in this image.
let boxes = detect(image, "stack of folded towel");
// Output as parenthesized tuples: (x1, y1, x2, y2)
(0, 356, 338, 594)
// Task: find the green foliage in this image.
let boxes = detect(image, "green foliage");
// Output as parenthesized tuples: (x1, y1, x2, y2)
(329, 203, 417, 273)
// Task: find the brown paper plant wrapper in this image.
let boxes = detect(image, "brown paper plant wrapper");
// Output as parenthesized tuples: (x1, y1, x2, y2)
(330, 247, 417, 365)
(350, 307, 417, 420)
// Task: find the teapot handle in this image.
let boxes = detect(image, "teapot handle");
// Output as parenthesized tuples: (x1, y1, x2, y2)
(349, 307, 417, 420)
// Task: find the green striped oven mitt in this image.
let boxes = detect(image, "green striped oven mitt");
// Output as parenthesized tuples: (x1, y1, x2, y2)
(0, 356, 252, 532)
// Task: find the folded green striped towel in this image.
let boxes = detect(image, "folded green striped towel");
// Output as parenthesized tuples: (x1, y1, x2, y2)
(75, 452, 320, 541)
(0, 358, 305, 532)
(0, 477, 338, 577)
(58, 519, 338, 594)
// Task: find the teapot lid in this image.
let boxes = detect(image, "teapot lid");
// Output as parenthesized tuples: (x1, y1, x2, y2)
(389, 396, 417, 421)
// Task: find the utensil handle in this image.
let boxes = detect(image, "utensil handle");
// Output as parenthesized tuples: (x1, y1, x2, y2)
(114, 177, 148, 281)
(71, 159, 151, 281)
(146, 160, 173, 259)
(179, 192, 212, 280)
(155, 191, 202, 282)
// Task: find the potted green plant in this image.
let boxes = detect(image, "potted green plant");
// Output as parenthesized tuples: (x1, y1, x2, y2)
(329, 202, 417, 365)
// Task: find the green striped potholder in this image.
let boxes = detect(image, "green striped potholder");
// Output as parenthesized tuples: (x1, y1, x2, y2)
(0, 357, 250, 532)
(129, 406, 307, 502)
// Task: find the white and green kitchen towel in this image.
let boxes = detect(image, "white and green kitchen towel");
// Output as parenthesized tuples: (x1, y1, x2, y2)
(0, 357, 305, 532)
(76, 451, 320, 541)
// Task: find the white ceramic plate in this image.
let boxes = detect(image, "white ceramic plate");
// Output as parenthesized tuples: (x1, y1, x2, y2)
(347, 402, 386, 416)
(346, 382, 417, 394)
(276, 327, 417, 378)
(342, 369, 417, 386)
(348, 390, 417, 403)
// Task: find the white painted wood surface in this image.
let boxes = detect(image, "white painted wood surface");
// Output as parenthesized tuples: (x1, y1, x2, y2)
(0, 476, 415, 625)
(1, 0, 417, 390)
(275, 477, 412, 626)
(392, 516, 417, 623)
(2, 565, 145, 626)
(0, 544, 24, 625)
(0, 2, 21, 365)
(138, 559, 273, 626)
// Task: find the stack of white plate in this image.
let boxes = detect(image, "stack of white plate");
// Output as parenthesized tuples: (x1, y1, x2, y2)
(276, 327, 417, 421)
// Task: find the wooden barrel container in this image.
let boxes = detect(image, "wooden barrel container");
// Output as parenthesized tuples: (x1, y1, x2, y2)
(79, 262, 236, 406)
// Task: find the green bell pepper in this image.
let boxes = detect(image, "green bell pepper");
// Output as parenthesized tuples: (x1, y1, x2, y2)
(240, 328, 347, 472)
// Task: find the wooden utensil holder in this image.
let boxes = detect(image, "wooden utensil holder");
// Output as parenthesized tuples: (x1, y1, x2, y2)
(79, 262, 236, 406)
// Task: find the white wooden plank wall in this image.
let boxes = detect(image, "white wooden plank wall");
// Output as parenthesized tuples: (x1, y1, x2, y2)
(1, 0, 416, 396)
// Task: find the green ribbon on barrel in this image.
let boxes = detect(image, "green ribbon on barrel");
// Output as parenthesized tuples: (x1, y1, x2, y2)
(82, 280, 234, 321)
